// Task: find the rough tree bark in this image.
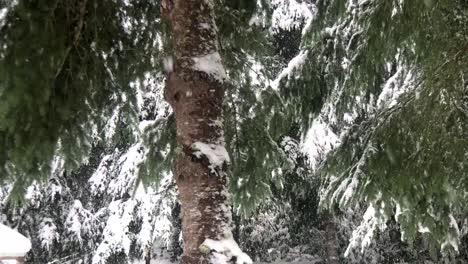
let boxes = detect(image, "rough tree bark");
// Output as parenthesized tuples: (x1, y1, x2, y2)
(163, 1, 238, 264)
(323, 211, 339, 264)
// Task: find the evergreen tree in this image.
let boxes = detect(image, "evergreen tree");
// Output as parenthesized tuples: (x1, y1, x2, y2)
(0, 68, 177, 264)
(0, 0, 272, 263)
(161, 0, 255, 263)
(1, 0, 468, 263)
(0, 0, 164, 197)
(273, 0, 468, 260)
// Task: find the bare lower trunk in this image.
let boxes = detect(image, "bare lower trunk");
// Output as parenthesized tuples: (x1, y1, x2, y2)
(323, 211, 339, 264)
(163, 1, 232, 263)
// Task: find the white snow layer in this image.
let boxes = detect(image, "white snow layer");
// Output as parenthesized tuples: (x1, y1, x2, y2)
(131, 257, 173, 264)
(344, 204, 386, 256)
(92, 200, 137, 264)
(132, 72, 169, 121)
(418, 222, 430, 234)
(272, 51, 308, 90)
(271, 0, 315, 34)
(0, 223, 31, 258)
(103, 106, 121, 142)
(248, 0, 270, 27)
(376, 67, 415, 110)
(38, 218, 60, 250)
(247, 56, 270, 88)
(301, 117, 340, 171)
(0, 0, 18, 29)
(202, 237, 252, 264)
(163, 56, 174, 73)
(0, 8, 7, 22)
(440, 214, 461, 252)
(89, 154, 114, 195)
(65, 200, 95, 245)
(192, 142, 230, 174)
(108, 143, 147, 197)
(192, 52, 227, 82)
(92, 176, 175, 264)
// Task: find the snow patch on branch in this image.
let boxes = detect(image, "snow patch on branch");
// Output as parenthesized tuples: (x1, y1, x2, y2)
(301, 117, 340, 171)
(39, 218, 60, 250)
(192, 52, 227, 82)
(202, 236, 252, 264)
(441, 234, 459, 253)
(89, 154, 114, 195)
(272, 51, 308, 90)
(271, 0, 315, 34)
(192, 142, 230, 175)
(249, 0, 270, 27)
(0, 0, 18, 29)
(92, 200, 137, 264)
(103, 107, 121, 142)
(441, 214, 461, 252)
(0, 8, 7, 23)
(377, 61, 417, 110)
(247, 55, 271, 88)
(65, 200, 96, 245)
(108, 143, 147, 197)
(345, 204, 387, 256)
(25, 181, 43, 207)
(418, 222, 430, 234)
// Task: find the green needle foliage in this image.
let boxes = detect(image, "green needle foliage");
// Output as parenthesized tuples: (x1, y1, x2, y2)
(295, 0, 468, 258)
(2, 0, 467, 259)
(0, 0, 162, 197)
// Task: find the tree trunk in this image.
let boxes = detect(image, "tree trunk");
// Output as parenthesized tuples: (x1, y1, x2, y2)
(323, 211, 339, 264)
(163, 1, 234, 264)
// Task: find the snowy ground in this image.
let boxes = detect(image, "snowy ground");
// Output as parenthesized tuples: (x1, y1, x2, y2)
(130, 255, 322, 264)
(131, 258, 173, 264)
(0, 224, 31, 264)
(131, 260, 320, 264)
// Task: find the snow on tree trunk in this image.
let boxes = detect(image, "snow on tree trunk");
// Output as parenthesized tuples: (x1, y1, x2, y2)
(163, 1, 250, 264)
